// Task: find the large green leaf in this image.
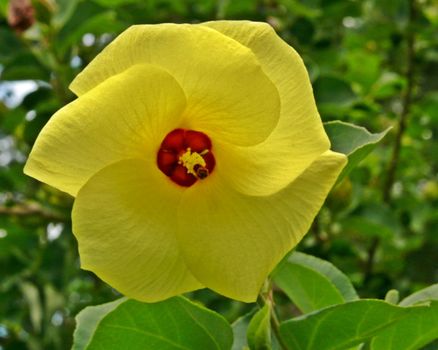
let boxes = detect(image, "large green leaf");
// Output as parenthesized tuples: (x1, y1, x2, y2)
(72, 296, 233, 350)
(279, 300, 426, 350)
(247, 304, 271, 350)
(370, 301, 438, 350)
(272, 252, 357, 313)
(324, 121, 389, 183)
(367, 285, 438, 349)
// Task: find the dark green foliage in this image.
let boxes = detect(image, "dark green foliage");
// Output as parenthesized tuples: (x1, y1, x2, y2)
(0, 0, 437, 349)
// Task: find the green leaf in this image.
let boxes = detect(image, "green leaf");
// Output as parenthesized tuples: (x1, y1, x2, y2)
(313, 76, 357, 113)
(55, 1, 124, 56)
(52, 0, 82, 29)
(342, 215, 394, 241)
(324, 121, 390, 183)
(73, 298, 125, 350)
(345, 50, 382, 92)
(57, 11, 122, 55)
(0, 52, 50, 81)
(370, 301, 438, 350)
(399, 284, 438, 306)
(20, 282, 43, 333)
(279, 300, 426, 350)
(0, 215, 38, 258)
(0, 28, 24, 62)
(419, 92, 438, 121)
(92, 0, 140, 6)
(72, 296, 233, 350)
(247, 304, 271, 350)
(277, 0, 321, 18)
(232, 310, 256, 350)
(272, 252, 357, 313)
(370, 72, 405, 99)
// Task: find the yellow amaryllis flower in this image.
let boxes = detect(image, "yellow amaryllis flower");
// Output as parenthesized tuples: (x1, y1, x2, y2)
(24, 21, 347, 302)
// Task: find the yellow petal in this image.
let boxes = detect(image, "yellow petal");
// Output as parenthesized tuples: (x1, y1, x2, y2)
(69, 24, 280, 146)
(24, 64, 186, 196)
(72, 158, 202, 302)
(177, 151, 346, 302)
(202, 21, 330, 196)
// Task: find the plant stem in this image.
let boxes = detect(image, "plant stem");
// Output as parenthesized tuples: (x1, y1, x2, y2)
(364, 0, 417, 284)
(270, 307, 288, 350)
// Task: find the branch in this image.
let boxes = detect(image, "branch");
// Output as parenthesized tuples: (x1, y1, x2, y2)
(365, 0, 417, 283)
(0, 203, 67, 221)
(383, 0, 417, 202)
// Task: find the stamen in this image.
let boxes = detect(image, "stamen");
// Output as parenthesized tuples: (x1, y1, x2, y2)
(179, 148, 208, 179)
(157, 129, 215, 187)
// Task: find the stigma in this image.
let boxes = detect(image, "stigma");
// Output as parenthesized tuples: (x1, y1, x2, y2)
(157, 129, 216, 187)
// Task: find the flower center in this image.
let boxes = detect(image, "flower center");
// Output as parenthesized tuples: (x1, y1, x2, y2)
(157, 129, 216, 187)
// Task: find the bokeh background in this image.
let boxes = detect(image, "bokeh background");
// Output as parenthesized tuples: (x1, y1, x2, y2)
(0, 0, 437, 349)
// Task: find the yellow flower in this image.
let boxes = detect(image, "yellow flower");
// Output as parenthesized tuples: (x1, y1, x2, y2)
(24, 21, 347, 302)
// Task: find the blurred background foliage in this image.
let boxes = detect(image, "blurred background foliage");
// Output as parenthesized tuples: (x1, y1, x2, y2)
(0, 0, 437, 349)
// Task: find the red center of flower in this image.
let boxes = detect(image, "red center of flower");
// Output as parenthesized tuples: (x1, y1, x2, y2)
(157, 129, 216, 187)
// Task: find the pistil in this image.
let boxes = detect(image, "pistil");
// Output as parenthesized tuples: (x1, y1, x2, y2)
(157, 129, 215, 187)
